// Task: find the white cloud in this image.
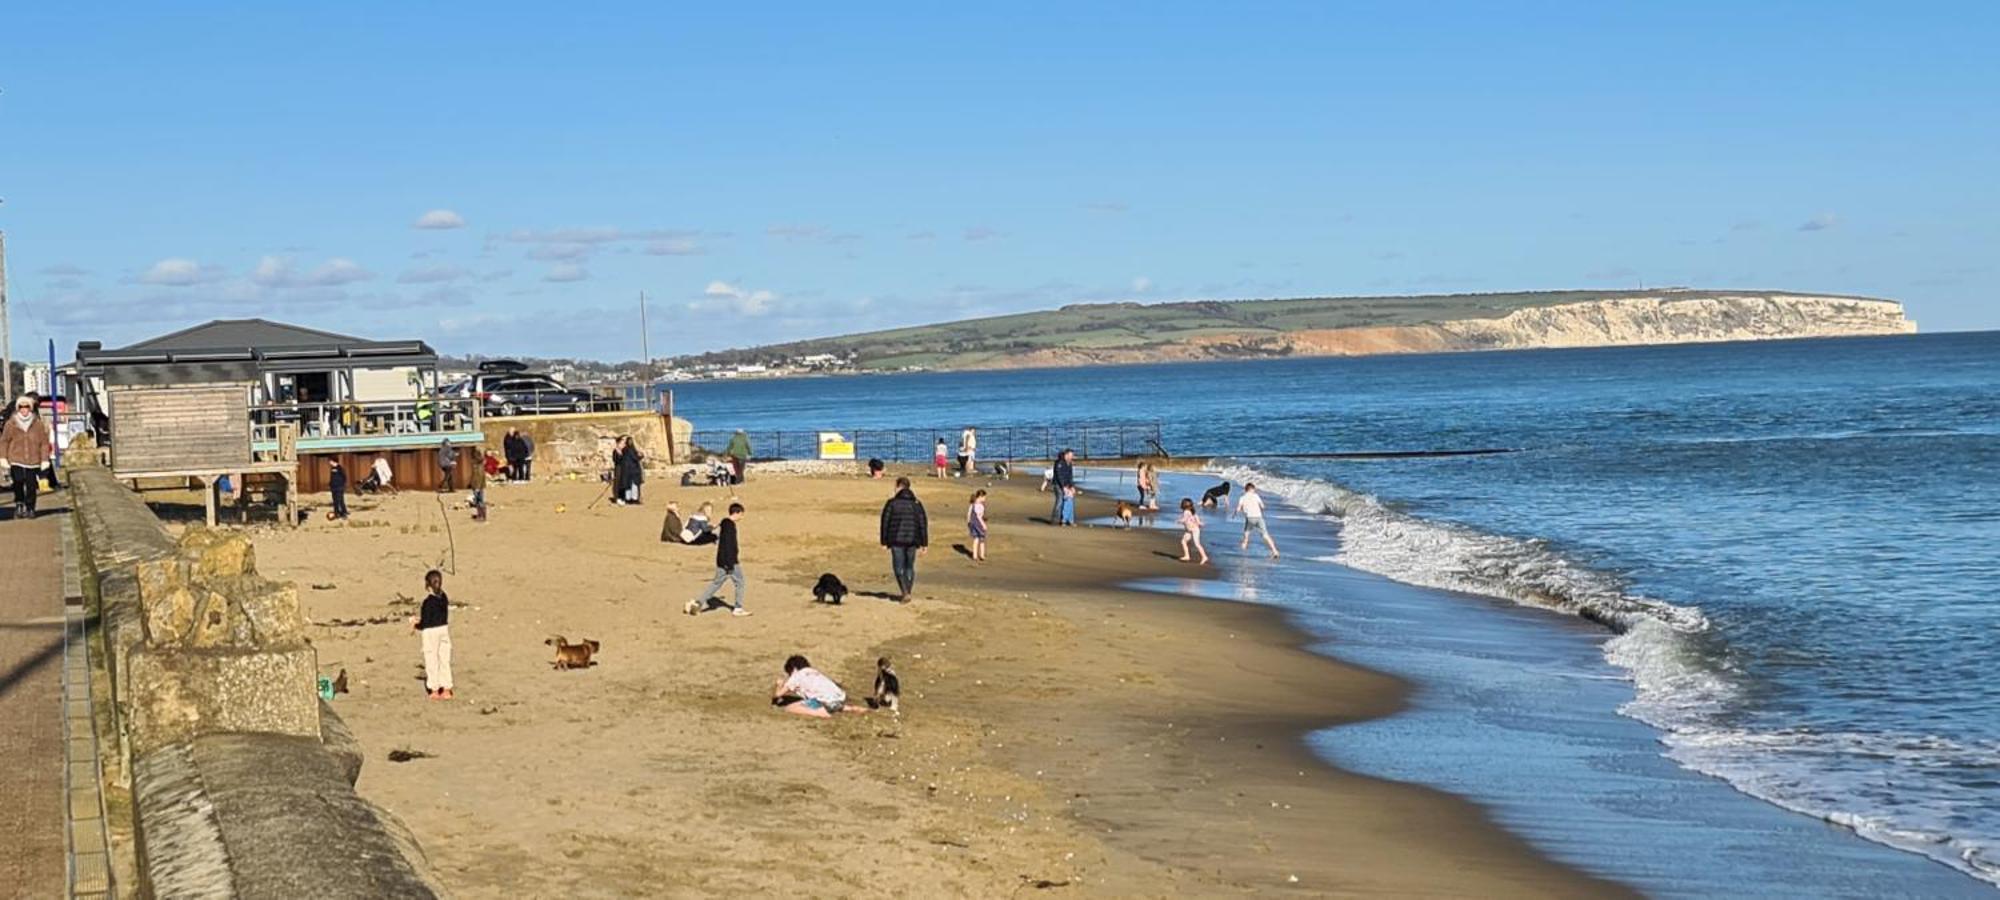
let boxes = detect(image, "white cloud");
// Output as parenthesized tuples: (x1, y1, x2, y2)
(1086, 201, 1129, 214)
(1798, 213, 1839, 232)
(414, 209, 467, 230)
(138, 258, 223, 286)
(1131, 276, 1153, 293)
(704, 280, 777, 316)
(40, 263, 90, 277)
(963, 226, 999, 242)
(397, 263, 471, 284)
(544, 263, 589, 283)
(644, 238, 703, 256)
(252, 255, 375, 287)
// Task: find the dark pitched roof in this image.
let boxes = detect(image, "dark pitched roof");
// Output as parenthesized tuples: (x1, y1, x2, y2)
(122, 318, 366, 351)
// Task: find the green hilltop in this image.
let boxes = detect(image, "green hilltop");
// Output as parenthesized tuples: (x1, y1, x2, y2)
(671, 289, 1893, 371)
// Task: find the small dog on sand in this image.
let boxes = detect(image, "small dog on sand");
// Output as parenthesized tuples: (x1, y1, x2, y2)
(545, 636, 601, 670)
(868, 656, 901, 712)
(1114, 500, 1136, 528)
(813, 572, 849, 605)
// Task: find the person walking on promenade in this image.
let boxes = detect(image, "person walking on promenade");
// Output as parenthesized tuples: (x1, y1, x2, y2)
(686, 502, 750, 616)
(329, 459, 350, 520)
(2, 395, 53, 520)
(412, 569, 455, 700)
(880, 476, 929, 601)
(1237, 482, 1279, 559)
(958, 427, 978, 477)
(1052, 448, 1077, 526)
(967, 488, 989, 561)
(436, 439, 458, 492)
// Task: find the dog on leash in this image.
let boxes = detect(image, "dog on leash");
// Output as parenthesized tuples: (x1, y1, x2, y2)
(868, 657, 901, 712)
(545, 636, 601, 670)
(813, 572, 849, 605)
(1114, 500, 1136, 528)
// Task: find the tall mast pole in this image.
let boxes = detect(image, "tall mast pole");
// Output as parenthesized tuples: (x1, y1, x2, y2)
(1, 230, 13, 402)
(638, 291, 652, 381)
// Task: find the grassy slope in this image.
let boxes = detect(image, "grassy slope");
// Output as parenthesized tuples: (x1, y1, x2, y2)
(681, 289, 1886, 370)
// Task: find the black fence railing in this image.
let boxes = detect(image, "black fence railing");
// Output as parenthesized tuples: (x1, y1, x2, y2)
(680, 421, 1166, 464)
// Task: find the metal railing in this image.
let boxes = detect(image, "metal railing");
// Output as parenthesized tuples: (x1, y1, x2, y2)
(679, 421, 1166, 464)
(249, 397, 482, 443)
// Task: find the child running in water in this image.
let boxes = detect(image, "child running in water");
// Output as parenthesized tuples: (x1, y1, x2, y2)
(1177, 497, 1209, 565)
(967, 489, 989, 561)
(412, 569, 455, 699)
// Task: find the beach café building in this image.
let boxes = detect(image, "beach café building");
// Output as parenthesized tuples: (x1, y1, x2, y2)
(70, 318, 485, 499)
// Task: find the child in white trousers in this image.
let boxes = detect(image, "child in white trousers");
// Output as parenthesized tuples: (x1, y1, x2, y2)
(413, 569, 455, 699)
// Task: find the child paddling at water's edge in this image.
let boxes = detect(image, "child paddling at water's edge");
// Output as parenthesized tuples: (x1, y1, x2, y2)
(1177, 497, 1209, 565)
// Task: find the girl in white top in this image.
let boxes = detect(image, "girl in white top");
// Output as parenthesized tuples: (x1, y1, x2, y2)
(774, 655, 850, 718)
(1177, 498, 1209, 565)
(958, 427, 977, 476)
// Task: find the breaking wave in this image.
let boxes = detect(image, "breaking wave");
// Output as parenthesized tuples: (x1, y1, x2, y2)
(1212, 463, 2000, 887)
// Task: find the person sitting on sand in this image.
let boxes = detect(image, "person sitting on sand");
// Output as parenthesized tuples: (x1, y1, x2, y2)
(681, 501, 717, 545)
(772, 654, 851, 717)
(660, 500, 685, 543)
(361, 456, 395, 493)
(1178, 498, 1209, 565)
(868, 457, 886, 479)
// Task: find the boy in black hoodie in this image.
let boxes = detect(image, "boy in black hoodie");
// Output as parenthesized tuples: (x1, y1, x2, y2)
(685, 502, 750, 617)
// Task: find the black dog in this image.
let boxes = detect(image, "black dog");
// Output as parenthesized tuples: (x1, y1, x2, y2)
(813, 573, 848, 605)
(868, 656, 901, 712)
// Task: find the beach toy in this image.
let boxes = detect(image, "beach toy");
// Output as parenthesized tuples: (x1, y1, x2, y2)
(317, 676, 336, 702)
(555, 503, 567, 513)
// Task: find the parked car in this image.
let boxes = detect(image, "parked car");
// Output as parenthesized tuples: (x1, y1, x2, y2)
(442, 363, 596, 416)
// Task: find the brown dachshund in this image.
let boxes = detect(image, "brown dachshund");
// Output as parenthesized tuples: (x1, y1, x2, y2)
(1114, 500, 1136, 528)
(545, 636, 602, 670)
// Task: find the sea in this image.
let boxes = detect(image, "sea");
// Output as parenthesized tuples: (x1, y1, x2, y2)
(670, 331, 2000, 896)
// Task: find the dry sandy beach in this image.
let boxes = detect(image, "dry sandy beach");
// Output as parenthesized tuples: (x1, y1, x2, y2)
(252, 467, 1629, 898)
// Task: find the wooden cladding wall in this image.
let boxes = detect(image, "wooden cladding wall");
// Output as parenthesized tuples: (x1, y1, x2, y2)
(110, 383, 254, 474)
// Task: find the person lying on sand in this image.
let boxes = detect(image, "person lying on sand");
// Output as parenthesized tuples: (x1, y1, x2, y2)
(772, 654, 859, 718)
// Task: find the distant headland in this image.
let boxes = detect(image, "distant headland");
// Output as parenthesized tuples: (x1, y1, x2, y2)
(661, 289, 1916, 376)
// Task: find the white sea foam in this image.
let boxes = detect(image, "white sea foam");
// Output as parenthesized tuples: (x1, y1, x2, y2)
(1212, 463, 2000, 888)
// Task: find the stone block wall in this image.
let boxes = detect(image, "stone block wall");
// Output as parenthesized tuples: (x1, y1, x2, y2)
(67, 462, 440, 897)
(482, 409, 692, 475)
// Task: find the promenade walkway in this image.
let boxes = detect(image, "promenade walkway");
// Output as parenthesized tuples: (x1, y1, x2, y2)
(0, 510, 68, 898)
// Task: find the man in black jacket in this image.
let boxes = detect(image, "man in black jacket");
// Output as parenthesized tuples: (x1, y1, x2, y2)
(685, 502, 750, 616)
(879, 477, 928, 602)
(503, 428, 525, 482)
(1052, 448, 1077, 526)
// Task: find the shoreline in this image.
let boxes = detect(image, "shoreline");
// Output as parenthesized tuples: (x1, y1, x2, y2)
(255, 467, 1627, 896)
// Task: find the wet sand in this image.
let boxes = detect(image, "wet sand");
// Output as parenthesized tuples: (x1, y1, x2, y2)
(254, 467, 1629, 897)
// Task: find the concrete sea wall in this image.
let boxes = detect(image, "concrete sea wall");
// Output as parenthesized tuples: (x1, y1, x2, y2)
(68, 464, 439, 898)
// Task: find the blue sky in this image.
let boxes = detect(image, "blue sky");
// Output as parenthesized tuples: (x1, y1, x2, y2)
(2, 3, 1995, 359)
